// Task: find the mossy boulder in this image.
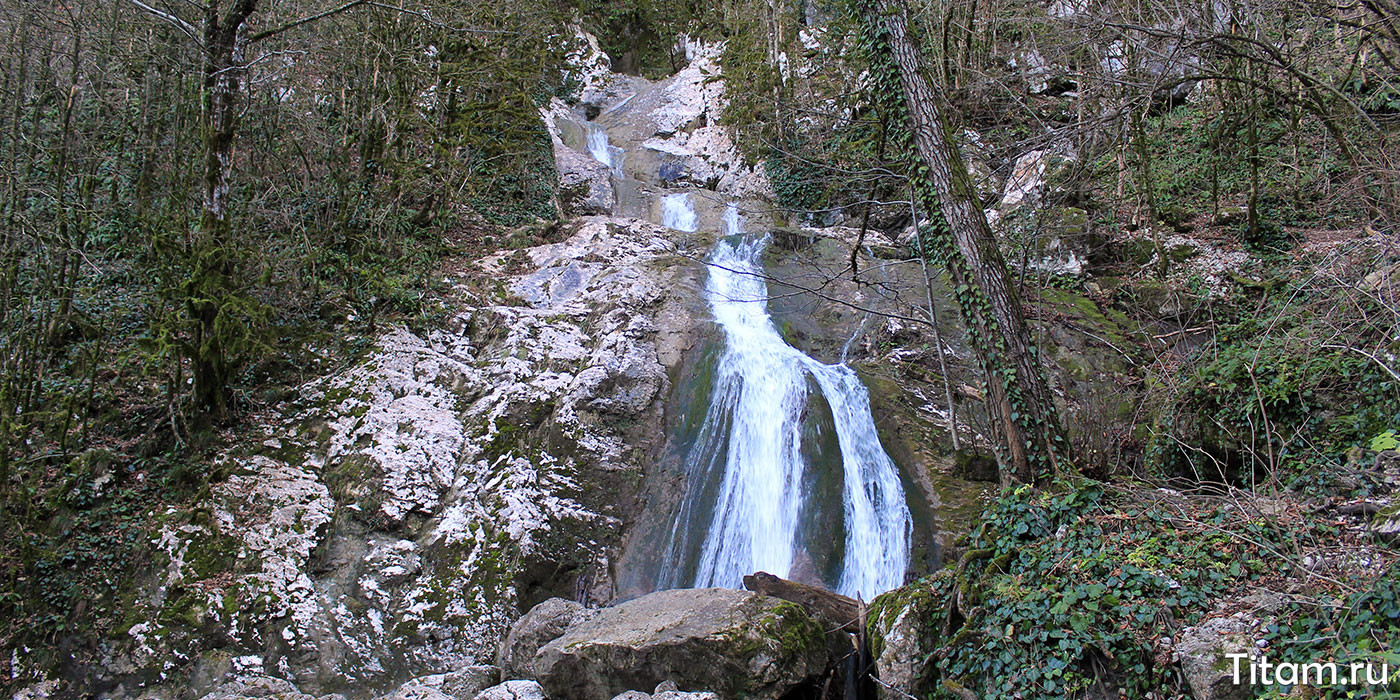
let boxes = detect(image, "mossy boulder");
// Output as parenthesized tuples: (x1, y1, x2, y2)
(533, 588, 826, 700)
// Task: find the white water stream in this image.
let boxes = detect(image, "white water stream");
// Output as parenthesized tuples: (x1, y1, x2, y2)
(580, 104, 910, 599)
(674, 236, 912, 599)
(661, 192, 698, 232)
(586, 122, 624, 178)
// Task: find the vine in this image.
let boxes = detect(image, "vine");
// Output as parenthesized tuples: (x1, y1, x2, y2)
(844, 0, 1070, 482)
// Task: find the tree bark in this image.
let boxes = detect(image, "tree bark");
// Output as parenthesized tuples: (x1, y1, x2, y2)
(860, 0, 1070, 484)
(189, 0, 258, 420)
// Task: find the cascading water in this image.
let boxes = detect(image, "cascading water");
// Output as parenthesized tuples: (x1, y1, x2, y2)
(722, 202, 742, 236)
(586, 122, 623, 177)
(661, 192, 698, 232)
(573, 89, 910, 599)
(662, 235, 912, 600)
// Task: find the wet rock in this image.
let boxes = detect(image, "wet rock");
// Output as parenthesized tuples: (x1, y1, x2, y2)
(533, 588, 826, 700)
(1175, 617, 1257, 700)
(498, 598, 598, 680)
(471, 681, 548, 700)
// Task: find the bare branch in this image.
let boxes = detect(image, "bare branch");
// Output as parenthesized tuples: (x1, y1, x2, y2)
(248, 0, 371, 44)
(124, 0, 198, 41)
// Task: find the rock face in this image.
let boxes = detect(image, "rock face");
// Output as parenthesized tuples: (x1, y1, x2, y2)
(532, 588, 827, 700)
(591, 42, 771, 200)
(497, 598, 597, 680)
(115, 216, 710, 696)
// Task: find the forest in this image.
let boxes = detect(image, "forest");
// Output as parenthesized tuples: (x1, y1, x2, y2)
(1, 0, 1397, 698)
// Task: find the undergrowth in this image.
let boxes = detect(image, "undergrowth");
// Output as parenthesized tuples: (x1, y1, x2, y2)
(885, 481, 1396, 699)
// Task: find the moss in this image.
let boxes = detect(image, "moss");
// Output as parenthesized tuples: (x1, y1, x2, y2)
(183, 527, 241, 580)
(1038, 287, 1133, 347)
(155, 588, 214, 634)
(757, 599, 825, 660)
(1121, 238, 1157, 265)
(1168, 243, 1200, 262)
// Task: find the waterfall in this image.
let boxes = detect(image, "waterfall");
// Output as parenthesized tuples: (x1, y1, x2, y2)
(723, 202, 742, 236)
(586, 122, 623, 177)
(661, 193, 698, 232)
(664, 235, 911, 600)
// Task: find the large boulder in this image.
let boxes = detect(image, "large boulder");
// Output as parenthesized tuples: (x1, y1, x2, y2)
(868, 585, 940, 700)
(533, 588, 827, 700)
(1175, 616, 1258, 700)
(498, 598, 597, 680)
(555, 143, 616, 215)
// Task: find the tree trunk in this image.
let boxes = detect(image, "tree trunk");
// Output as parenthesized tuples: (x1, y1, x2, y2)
(857, 0, 1070, 484)
(189, 0, 258, 420)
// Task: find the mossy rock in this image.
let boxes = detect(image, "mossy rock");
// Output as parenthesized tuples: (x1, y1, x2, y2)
(952, 450, 999, 483)
(1168, 243, 1200, 262)
(534, 588, 827, 700)
(1121, 238, 1158, 266)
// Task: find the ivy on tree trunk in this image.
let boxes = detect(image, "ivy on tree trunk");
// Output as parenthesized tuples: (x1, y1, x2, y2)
(848, 0, 1072, 485)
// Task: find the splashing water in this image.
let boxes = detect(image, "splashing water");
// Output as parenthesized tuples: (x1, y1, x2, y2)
(723, 202, 742, 236)
(586, 123, 623, 178)
(662, 193, 698, 232)
(664, 235, 911, 600)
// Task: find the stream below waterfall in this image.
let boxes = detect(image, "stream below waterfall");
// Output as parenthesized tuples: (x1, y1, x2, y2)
(564, 86, 913, 600)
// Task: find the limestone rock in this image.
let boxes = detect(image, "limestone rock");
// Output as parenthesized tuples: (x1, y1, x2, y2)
(563, 28, 636, 114)
(1175, 616, 1256, 700)
(1373, 503, 1400, 541)
(608, 682, 719, 700)
(380, 666, 503, 700)
(533, 588, 826, 700)
(999, 147, 1077, 211)
(555, 143, 616, 216)
(471, 681, 548, 700)
(870, 594, 930, 700)
(198, 675, 323, 700)
(499, 598, 598, 680)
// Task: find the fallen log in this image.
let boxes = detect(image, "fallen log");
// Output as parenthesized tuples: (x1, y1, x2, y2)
(743, 571, 862, 634)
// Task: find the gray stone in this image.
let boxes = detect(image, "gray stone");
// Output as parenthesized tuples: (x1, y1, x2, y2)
(471, 681, 548, 700)
(870, 596, 929, 700)
(499, 598, 597, 680)
(1176, 616, 1256, 700)
(555, 144, 615, 215)
(607, 684, 720, 700)
(381, 667, 502, 700)
(533, 588, 825, 700)
(199, 675, 317, 700)
(1373, 504, 1400, 541)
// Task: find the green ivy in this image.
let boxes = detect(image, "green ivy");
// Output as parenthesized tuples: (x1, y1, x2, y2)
(886, 482, 1312, 699)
